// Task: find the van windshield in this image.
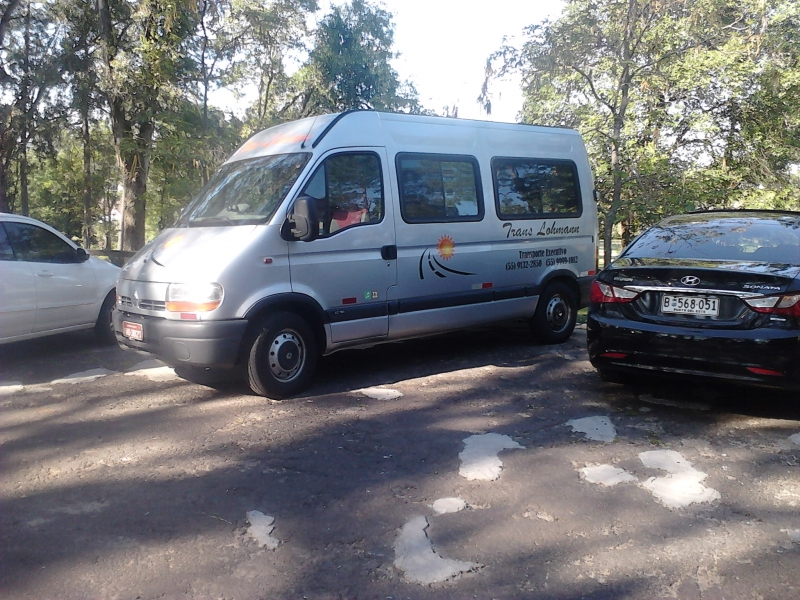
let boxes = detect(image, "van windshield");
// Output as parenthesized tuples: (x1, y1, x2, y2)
(177, 153, 311, 227)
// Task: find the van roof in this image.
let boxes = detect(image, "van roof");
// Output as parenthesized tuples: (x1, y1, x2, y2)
(227, 110, 583, 164)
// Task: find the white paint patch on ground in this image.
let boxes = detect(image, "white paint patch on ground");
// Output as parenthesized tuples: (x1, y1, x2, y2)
(393, 515, 481, 584)
(580, 464, 638, 486)
(24, 385, 53, 393)
(0, 381, 24, 396)
(567, 416, 617, 442)
(246, 510, 279, 550)
(359, 387, 403, 400)
(125, 360, 179, 382)
(459, 433, 524, 481)
(639, 450, 720, 508)
(51, 369, 117, 385)
(431, 497, 467, 514)
(789, 433, 800, 447)
(781, 529, 800, 543)
(639, 394, 710, 411)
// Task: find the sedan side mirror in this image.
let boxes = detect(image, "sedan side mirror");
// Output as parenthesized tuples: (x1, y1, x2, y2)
(76, 247, 90, 262)
(281, 195, 319, 242)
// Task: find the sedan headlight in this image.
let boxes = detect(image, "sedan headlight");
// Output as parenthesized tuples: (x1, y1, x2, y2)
(166, 282, 223, 312)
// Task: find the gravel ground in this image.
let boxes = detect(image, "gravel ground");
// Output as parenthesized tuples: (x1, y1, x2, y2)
(2, 322, 800, 599)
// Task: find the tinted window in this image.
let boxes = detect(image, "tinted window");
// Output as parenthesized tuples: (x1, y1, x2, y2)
(301, 152, 383, 236)
(397, 154, 483, 223)
(178, 153, 310, 227)
(4, 222, 77, 263)
(492, 158, 581, 219)
(625, 217, 800, 262)
(0, 224, 14, 260)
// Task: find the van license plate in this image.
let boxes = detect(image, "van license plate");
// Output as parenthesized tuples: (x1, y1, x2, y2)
(662, 295, 719, 316)
(122, 321, 143, 341)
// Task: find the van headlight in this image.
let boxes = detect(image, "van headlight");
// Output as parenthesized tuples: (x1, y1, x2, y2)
(166, 282, 223, 312)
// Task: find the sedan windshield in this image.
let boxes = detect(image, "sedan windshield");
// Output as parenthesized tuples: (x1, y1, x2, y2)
(177, 153, 310, 227)
(625, 216, 800, 263)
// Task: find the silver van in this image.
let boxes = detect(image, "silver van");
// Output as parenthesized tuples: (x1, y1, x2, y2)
(113, 111, 598, 398)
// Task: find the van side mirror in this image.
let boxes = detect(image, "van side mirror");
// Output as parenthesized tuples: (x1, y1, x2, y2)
(282, 195, 319, 242)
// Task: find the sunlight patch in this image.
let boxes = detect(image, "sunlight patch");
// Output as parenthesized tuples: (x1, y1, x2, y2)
(459, 433, 524, 481)
(51, 369, 116, 385)
(246, 510, 279, 550)
(0, 381, 23, 396)
(781, 529, 800, 543)
(359, 387, 403, 400)
(393, 516, 481, 584)
(126, 360, 179, 382)
(431, 497, 467, 515)
(567, 416, 617, 442)
(639, 450, 720, 508)
(580, 464, 638, 486)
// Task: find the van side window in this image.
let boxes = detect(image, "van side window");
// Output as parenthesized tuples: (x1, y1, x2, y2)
(300, 152, 384, 236)
(492, 158, 582, 219)
(397, 153, 484, 223)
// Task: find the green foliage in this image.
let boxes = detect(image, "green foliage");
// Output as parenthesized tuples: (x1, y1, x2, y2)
(489, 0, 800, 260)
(147, 100, 244, 238)
(27, 127, 118, 246)
(293, 0, 421, 116)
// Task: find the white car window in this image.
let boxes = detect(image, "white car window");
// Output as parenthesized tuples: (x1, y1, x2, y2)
(4, 222, 77, 263)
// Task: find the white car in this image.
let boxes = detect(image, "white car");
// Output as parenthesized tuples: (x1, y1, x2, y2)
(0, 213, 120, 345)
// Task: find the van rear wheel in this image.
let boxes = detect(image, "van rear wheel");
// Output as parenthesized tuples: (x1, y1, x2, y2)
(247, 312, 317, 399)
(530, 282, 577, 344)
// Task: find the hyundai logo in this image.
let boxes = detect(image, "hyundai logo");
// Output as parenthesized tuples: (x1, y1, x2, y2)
(680, 275, 701, 286)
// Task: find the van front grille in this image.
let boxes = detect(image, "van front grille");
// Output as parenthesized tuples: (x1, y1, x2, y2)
(138, 300, 167, 311)
(118, 296, 166, 312)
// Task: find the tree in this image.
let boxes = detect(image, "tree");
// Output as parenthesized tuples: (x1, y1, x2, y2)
(147, 100, 243, 236)
(95, 0, 198, 250)
(285, 0, 420, 117)
(228, 0, 317, 131)
(484, 0, 800, 264)
(0, 0, 65, 215)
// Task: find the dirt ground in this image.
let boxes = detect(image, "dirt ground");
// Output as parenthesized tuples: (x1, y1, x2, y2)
(2, 322, 800, 599)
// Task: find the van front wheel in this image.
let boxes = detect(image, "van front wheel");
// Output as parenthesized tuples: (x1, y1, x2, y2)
(530, 282, 577, 344)
(247, 312, 317, 399)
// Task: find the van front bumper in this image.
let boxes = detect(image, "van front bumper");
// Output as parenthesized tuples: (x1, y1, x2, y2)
(113, 309, 249, 368)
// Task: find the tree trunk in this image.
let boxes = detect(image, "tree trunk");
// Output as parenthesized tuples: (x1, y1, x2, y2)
(82, 105, 92, 247)
(19, 142, 28, 216)
(96, 0, 154, 252)
(118, 119, 154, 251)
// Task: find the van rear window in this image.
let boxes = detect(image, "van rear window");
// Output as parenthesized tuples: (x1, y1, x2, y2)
(492, 158, 581, 219)
(397, 154, 483, 223)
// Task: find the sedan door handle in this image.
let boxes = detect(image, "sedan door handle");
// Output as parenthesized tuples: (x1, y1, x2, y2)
(381, 245, 397, 260)
(36, 270, 53, 277)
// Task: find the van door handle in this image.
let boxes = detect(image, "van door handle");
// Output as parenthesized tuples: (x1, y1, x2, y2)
(381, 245, 397, 260)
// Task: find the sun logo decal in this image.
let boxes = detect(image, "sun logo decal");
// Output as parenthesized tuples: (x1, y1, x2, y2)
(419, 236, 474, 280)
(437, 235, 455, 260)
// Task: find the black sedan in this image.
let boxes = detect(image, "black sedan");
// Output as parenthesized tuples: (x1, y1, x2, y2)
(587, 210, 800, 389)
